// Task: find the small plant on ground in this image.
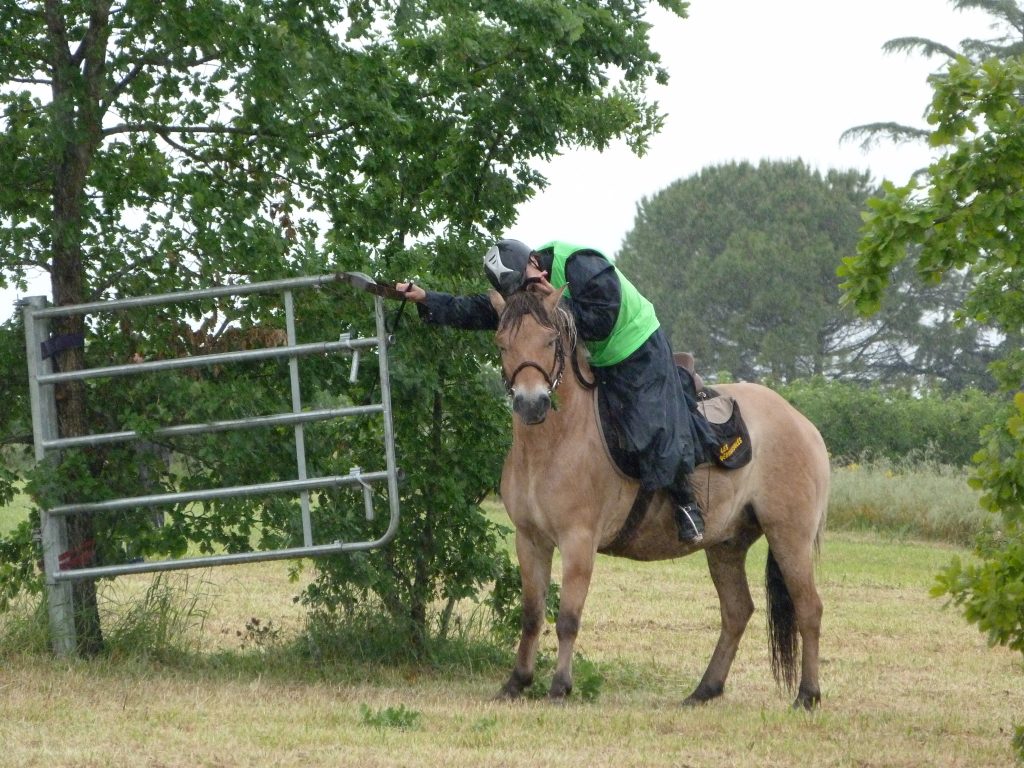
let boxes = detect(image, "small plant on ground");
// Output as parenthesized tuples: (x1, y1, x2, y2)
(360, 703, 422, 731)
(238, 617, 282, 652)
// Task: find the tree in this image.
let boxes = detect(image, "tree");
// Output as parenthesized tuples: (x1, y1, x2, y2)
(615, 159, 994, 387)
(0, 0, 687, 654)
(844, 0, 1024, 151)
(839, 54, 1024, 755)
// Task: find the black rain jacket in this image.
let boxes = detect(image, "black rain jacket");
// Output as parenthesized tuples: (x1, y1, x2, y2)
(415, 249, 700, 490)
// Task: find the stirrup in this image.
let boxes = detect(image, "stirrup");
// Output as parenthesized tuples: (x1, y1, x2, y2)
(675, 502, 705, 544)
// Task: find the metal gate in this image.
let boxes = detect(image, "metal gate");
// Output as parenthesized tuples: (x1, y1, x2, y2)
(21, 274, 401, 654)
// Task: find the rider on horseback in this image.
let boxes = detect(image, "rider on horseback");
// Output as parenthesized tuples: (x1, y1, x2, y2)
(397, 239, 705, 543)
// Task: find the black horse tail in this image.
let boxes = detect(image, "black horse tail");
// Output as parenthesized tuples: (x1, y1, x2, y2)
(765, 548, 798, 691)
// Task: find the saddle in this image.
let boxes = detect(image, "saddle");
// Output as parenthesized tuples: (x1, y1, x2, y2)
(673, 352, 752, 470)
(596, 353, 752, 480)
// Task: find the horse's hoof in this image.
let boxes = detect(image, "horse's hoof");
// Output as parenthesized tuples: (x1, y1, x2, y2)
(683, 682, 723, 706)
(548, 678, 572, 701)
(792, 690, 821, 711)
(495, 670, 533, 701)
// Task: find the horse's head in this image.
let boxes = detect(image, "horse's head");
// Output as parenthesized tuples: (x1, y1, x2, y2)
(492, 287, 570, 425)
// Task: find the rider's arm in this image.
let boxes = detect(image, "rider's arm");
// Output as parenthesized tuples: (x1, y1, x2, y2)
(416, 291, 500, 330)
(562, 250, 621, 342)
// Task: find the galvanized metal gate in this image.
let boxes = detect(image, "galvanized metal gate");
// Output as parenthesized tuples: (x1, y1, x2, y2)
(21, 274, 401, 654)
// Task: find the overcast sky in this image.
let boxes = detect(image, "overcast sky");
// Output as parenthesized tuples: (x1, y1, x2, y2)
(1, 0, 997, 318)
(510, 0, 996, 254)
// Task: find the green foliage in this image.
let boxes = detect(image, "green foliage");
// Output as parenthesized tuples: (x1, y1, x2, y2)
(933, 524, 1024, 652)
(777, 378, 1006, 464)
(0, 517, 41, 613)
(840, 54, 1024, 666)
(619, 160, 870, 382)
(571, 653, 605, 702)
(360, 703, 422, 731)
(0, 0, 685, 647)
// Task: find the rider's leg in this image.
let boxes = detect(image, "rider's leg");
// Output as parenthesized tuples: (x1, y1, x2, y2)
(668, 470, 704, 544)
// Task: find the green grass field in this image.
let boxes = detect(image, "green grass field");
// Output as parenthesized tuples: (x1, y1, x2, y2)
(1, 534, 1022, 767)
(0, 462, 1021, 767)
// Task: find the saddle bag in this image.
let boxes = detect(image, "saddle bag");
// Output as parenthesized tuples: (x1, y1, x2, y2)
(676, 363, 752, 470)
(694, 393, 752, 470)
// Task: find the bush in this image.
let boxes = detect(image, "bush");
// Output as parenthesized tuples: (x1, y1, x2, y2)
(776, 378, 1006, 465)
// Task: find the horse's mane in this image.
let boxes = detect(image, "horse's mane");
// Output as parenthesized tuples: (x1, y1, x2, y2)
(497, 290, 579, 350)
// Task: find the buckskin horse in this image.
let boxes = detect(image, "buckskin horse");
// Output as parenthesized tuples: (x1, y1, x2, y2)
(490, 287, 830, 709)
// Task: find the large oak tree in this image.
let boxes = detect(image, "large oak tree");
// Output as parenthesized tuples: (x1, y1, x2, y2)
(0, 0, 687, 653)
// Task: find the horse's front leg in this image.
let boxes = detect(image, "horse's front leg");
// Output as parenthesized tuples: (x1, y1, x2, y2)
(497, 529, 554, 700)
(549, 529, 597, 700)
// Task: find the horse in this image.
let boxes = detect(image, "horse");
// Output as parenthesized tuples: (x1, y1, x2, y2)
(490, 287, 830, 709)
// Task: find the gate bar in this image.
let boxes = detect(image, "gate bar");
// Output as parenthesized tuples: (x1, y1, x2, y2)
(45, 470, 390, 517)
(37, 336, 379, 384)
(51, 517, 401, 582)
(283, 289, 313, 547)
(29, 274, 346, 318)
(41, 404, 384, 451)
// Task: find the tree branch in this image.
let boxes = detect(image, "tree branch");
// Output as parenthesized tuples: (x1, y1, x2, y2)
(43, 0, 73, 73)
(103, 122, 270, 138)
(107, 52, 222, 104)
(70, 0, 113, 69)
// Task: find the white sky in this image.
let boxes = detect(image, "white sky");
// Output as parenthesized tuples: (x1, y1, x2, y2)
(510, 0, 997, 254)
(1, 0, 997, 318)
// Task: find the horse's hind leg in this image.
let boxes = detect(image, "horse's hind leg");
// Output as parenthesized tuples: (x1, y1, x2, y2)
(684, 533, 758, 706)
(497, 530, 554, 700)
(767, 546, 823, 709)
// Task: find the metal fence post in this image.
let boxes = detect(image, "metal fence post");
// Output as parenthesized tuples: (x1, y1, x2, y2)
(22, 296, 76, 654)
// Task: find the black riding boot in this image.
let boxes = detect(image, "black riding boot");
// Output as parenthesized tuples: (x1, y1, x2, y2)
(668, 475, 705, 544)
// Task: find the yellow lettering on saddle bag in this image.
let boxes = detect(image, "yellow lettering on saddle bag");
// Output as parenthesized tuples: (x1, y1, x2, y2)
(697, 394, 753, 470)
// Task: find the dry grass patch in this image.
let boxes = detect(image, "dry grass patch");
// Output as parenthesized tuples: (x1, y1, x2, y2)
(828, 459, 987, 545)
(2, 531, 1022, 767)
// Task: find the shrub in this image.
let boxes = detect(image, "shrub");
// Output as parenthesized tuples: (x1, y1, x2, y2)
(776, 378, 1005, 465)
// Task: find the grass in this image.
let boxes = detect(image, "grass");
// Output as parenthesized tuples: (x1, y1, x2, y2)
(1, 531, 1022, 767)
(1, 462, 1022, 766)
(0, 483, 31, 537)
(828, 456, 990, 546)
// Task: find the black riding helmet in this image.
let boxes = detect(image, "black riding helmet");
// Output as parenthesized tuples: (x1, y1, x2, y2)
(483, 239, 533, 296)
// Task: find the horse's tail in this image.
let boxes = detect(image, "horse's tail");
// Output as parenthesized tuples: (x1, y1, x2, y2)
(765, 549, 798, 691)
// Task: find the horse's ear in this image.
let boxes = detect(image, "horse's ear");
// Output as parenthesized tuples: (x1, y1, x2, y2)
(543, 285, 567, 314)
(489, 289, 506, 315)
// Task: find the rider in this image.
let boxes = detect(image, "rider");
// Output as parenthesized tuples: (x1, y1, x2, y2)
(397, 239, 705, 543)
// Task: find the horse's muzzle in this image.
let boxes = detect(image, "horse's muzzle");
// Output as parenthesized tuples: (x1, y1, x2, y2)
(512, 391, 551, 425)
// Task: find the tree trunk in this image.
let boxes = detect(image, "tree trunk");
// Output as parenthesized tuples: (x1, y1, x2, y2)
(45, 0, 112, 656)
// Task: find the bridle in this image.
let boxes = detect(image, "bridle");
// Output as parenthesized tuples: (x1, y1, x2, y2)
(499, 305, 598, 398)
(501, 333, 567, 397)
